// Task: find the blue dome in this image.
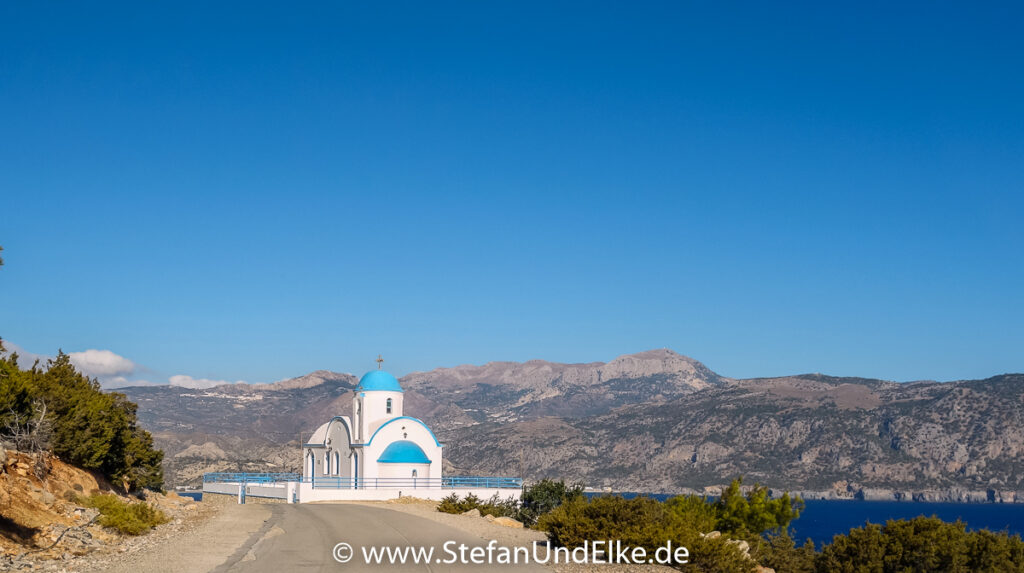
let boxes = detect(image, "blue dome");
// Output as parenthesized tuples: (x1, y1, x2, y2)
(377, 440, 431, 464)
(357, 370, 403, 392)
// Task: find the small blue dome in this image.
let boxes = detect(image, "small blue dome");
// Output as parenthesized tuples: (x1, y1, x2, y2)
(357, 370, 403, 392)
(377, 440, 431, 464)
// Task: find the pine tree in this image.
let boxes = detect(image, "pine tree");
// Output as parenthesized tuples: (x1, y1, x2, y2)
(0, 343, 164, 491)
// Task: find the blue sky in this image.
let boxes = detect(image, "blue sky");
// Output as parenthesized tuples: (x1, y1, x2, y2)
(1, 1, 1022, 387)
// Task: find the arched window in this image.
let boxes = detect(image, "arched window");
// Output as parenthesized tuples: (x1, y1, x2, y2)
(386, 398, 393, 414)
(411, 469, 418, 478)
(333, 451, 340, 475)
(325, 452, 330, 475)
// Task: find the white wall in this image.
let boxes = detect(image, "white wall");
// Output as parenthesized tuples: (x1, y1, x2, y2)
(377, 462, 431, 479)
(354, 390, 404, 441)
(297, 482, 520, 503)
(206, 481, 521, 504)
(203, 482, 289, 500)
(361, 418, 443, 481)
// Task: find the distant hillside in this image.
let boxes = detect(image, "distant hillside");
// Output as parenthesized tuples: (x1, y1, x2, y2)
(402, 349, 724, 423)
(119, 350, 1024, 501)
(125, 371, 357, 485)
(444, 372, 1024, 499)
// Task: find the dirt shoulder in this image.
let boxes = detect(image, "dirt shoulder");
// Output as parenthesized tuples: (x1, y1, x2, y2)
(0, 460, 261, 573)
(71, 493, 270, 573)
(1, 450, 211, 571)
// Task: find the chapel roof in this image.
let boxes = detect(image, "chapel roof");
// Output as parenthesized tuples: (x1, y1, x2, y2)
(356, 370, 404, 393)
(376, 440, 431, 464)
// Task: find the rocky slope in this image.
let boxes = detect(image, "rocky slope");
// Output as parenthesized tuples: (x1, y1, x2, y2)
(119, 350, 1024, 501)
(0, 449, 201, 567)
(402, 348, 723, 423)
(0, 449, 109, 558)
(443, 373, 1024, 500)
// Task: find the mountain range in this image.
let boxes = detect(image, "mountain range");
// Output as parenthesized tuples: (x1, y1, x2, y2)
(120, 349, 1024, 501)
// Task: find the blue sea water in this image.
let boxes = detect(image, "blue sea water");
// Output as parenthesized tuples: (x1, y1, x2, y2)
(791, 500, 1024, 547)
(177, 491, 203, 501)
(587, 493, 1024, 547)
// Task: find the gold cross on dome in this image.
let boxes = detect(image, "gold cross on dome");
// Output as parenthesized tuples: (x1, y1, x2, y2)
(376, 354, 384, 370)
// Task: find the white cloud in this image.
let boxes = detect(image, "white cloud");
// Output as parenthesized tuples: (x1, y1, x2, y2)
(2, 340, 253, 390)
(3, 342, 141, 388)
(168, 375, 247, 389)
(67, 349, 136, 378)
(1, 341, 49, 368)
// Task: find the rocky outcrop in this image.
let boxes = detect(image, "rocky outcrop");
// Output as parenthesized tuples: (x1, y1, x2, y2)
(0, 449, 203, 565)
(1, 450, 108, 556)
(401, 349, 725, 422)
(256, 370, 357, 391)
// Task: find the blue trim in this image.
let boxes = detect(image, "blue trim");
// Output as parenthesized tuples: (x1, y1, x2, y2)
(365, 416, 443, 447)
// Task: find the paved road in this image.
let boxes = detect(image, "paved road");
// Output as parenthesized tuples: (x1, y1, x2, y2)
(213, 504, 548, 572)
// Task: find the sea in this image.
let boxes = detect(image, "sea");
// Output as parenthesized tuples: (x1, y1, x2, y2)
(592, 493, 1024, 546)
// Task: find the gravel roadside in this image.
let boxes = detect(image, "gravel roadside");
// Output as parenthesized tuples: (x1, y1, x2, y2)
(72, 494, 271, 573)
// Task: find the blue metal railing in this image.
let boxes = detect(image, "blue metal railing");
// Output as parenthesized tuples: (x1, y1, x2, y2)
(203, 472, 301, 484)
(311, 476, 523, 489)
(203, 473, 522, 490)
(442, 476, 523, 489)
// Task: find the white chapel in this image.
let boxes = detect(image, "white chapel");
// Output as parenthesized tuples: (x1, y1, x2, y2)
(302, 360, 443, 485)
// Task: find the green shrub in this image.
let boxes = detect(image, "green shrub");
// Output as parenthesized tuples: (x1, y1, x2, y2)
(752, 530, 816, 573)
(478, 494, 519, 518)
(664, 477, 803, 543)
(690, 536, 757, 573)
(439, 480, 584, 526)
(665, 494, 720, 535)
(517, 479, 584, 526)
(715, 477, 803, 539)
(81, 494, 169, 535)
(816, 516, 1024, 572)
(537, 495, 754, 570)
(0, 345, 164, 491)
(437, 492, 480, 514)
(436, 493, 519, 518)
(537, 495, 697, 559)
